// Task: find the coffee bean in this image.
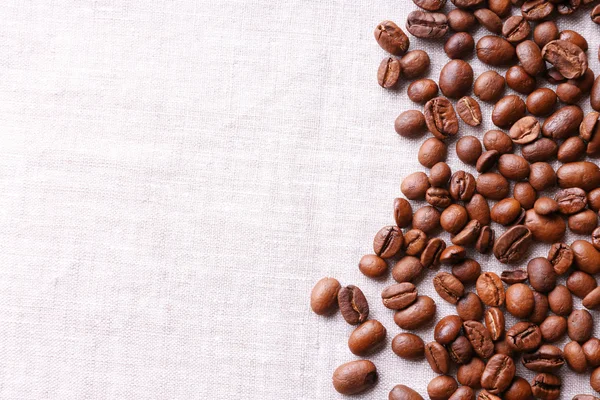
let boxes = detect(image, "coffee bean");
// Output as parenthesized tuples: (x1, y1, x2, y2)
(338, 285, 369, 325)
(474, 71, 506, 102)
(378, 57, 401, 88)
(542, 40, 587, 79)
(526, 88, 557, 116)
(492, 95, 526, 128)
(548, 284, 572, 316)
(580, 111, 600, 148)
(501, 269, 528, 284)
(516, 40, 545, 78)
(583, 287, 600, 310)
(418, 137, 447, 168)
(522, 0, 555, 21)
(406, 11, 448, 39)
(426, 187, 452, 209)
(568, 309, 593, 343)
(590, 189, 600, 212)
(435, 315, 463, 345)
(528, 162, 557, 191)
(310, 277, 340, 315)
(392, 256, 424, 283)
(498, 154, 530, 181)
(476, 272, 505, 307)
(572, 239, 600, 274)
(531, 373, 561, 400)
(401, 172, 430, 200)
(466, 194, 491, 226)
(428, 375, 458, 400)
(542, 105, 584, 140)
(447, 9, 477, 32)
(381, 282, 418, 310)
(358, 254, 387, 278)
(509, 116, 540, 144)
(458, 357, 485, 388)
(483, 129, 513, 154)
(528, 257, 557, 292)
(504, 377, 533, 400)
(534, 21, 559, 48)
(493, 225, 533, 263)
(530, 291, 549, 324)
(506, 66, 536, 94)
(503, 16, 530, 44)
(452, 0, 485, 8)
(558, 136, 586, 163)
(560, 30, 588, 52)
(408, 78, 439, 104)
(593, 368, 600, 394)
(452, 219, 481, 246)
(425, 341, 451, 374)
(429, 162, 452, 187)
(476, 173, 509, 200)
(394, 295, 436, 329)
(534, 197, 559, 215)
(476, 226, 494, 254)
(448, 386, 474, 400)
(420, 238, 446, 268)
(476, 150, 499, 173)
(569, 209, 598, 235)
(474, 9, 502, 34)
(457, 292, 484, 321)
(592, 74, 600, 111)
(450, 171, 476, 201)
(375, 21, 410, 56)
(452, 258, 481, 284)
(389, 385, 424, 400)
(424, 97, 459, 139)
(456, 96, 482, 126)
(489, 0, 512, 16)
(522, 138, 558, 163)
(434, 271, 465, 303)
(400, 50, 431, 79)
(394, 110, 427, 138)
(456, 136, 482, 165)
(593, 4, 600, 24)
(481, 354, 515, 394)
(506, 283, 534, 318)
(403, 229, 428, 256)
(564, 341, 588, 373)
(584, 338, 600, 367)
(332, 360, 377, 395)
(440, 204, 468, 235)
(548, 242, 573, 275)
(445, 32, 475, 60)
(507, 321, 542, 352)
(447, 340, 473, 369)
(593, 227, 600, 251)
(523, 344, 565, 373)
(557, 162, 600, 191)
(439, 60, 473, 99)
(546, 67, 567, 84)
(573, 396, 600, 400)
(412, 0, 446, 11)
(348, 319, 386, 356)
(567, 270, 597, 298)
(496, 339, 518, 359)
(476, 36, 516, 66)
(464, 320, 494, 358)
(393, 198, 412, 228)
(373, 225, 404, 258)
(484, 307, 505, 341)
(439, 245, 466, 264)
(413, 206, 441, 234)
(392, 332, 425, 359)
(540, 315, 567, 343)
(557, 0, 580, 15)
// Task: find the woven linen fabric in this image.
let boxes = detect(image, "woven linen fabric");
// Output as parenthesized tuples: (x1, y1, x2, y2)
(0, 0, 599, 398)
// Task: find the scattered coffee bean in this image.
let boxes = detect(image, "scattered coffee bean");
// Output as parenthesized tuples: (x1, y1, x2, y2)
(583, 338, 600, 367)
(583, 286, 600, 310)
(476, 272, 505, 307)
(476, 226, 494, 254)
(447, 9, 477, 32)
(393, 197, 413, 228)
(429, 162, 452, 187)
(457, 357, 485, 388)
(426, 187, 452, 209)
(348, 319, 387, 356)
(593, 227, 600, 251)
(534, 197, 559, 216)
(395, 110, 427, 138)
(428, 375, 458, 400)
(420, 237, 446, 268)
(568, 309, 593, 343)
(464, 320, 494, 358)
(332, 360, 377, 395)
(408, 78, 439, 104)
(474, 8, 502, 34)
(392, 332, 425, 359)
(492, 95, 526, 128)
(389, 384, 424, 400)
(484, 307, 505, 341)
(456, 136, 482, 165)
(540, 315, 567, 343)
(413, 205, 441, 234)
(412, 0, 446, 11)
(548, 242, 573, 275)
(534, 21, 559, 48)
(564, 340, 588, 373)
(558, 136, 586, 163)
(509, 116, 540, 144)
(439, 245, 466, 264)
(392, 256, 424, 283)
(456, 96, 482, 126)
(526, 88, 557, 116)
(557, 162, 600, 191)
(589, 188, 600, 212)
(445, 32, 475, 60)
(522, 344, 565, 373)
(569, 209, 598, 235)
(504, 377, 533, 400)
(373, 225, 404, 258)
(503, 16, 530, 44)
(425, 341, 451, 374)
(439, 60, 473, 99)
(338, 285, 369, 325)
(501, 269, 528, 284)
(481, 354, 515, 394)
(493, 225, 533, 263)
(530, 291, 550, 324)
(375, 21, 410, 56)
(452, 219, 481, 246)
(406, 11, 448, 39)
(542, 105, 584, 140)
(394, 295, 436, 329)
(477, 35, 516, 66)
(506, 65, 536, 94)
(457, 292, 484, 321)
(452, 258, 481, 284)
(542, 40, 587, 79)
(572, 240, 600, 274)
(400, 50, 431, 79)
(522, 0, 555, 21)
(435, 314, 463, 345)
(401, 172, 430, 200)
(452, 0, 485, 8)
(418, 137, 447, 168)
(528, 257, 557, 293)
(489, 0, 512, 16)
(476, 150, 499, 173)
(506, 283, 534, 318)
(548, 284, 573, 316)
(560, 30, 588, 52)
(593, 4, 600, 24)
(403, 229, 428, 256)
(507, 321, 542, 352)
(528, 162, 557, 191)
(381, 282, 418, 310)
(497, 154, 530, 181)
(434, 271, 465, 303)
(466, 194, 491, 226)
(567, 270, 597, 298)
(522, 138, 558, 163)
(476, 173, 509, 200)
(424, 97, 459, 139)
(310, 277, 341, 315)
(378, 57, 401, 88)
(474, 71, 506, 102)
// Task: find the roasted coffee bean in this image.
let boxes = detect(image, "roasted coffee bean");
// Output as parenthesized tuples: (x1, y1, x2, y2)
(400, 50, 431, 79)
(516, 40, 545, 77)
(458, 357, 485, 388)
(557, 0, 580, 15)
(408, 79, 439, 104)
(528, 257, 557, 293)
(394, 110, 427, 138)
(557, 162, 600, 191)
(548, 242, 573, 275)
(425, 341, 451, 374)
(501, 269, 528, 284)
(526, 208, 563, 238)
(421, 238, 446, 268)
(457, 292, 484, 321)
(494, 225, 533, 263)
(392, 332, 425, 359)
(504, 377, 533, 400)
(440, 245, 466, 264)
(464, 320, 493, 358)
(593, 368, 600, 394)
(402, 172, 430, 200)
(476, 173, 509, 200)
(590, 189, 600, 212)
(394, 295, 436, 329)
(393, 256, 424, 283)
(456, 136, 482, 165)
(509, 116, 540, 144)
(348, 319, 386, 356)
(476, 36, 515, 66)
(452, 258, 481, 284)
(593, 228, 600, 251)
(497, 154, 529, 181)
(542, 40, 587, 80)
(506, 283, 534, 318)
(540, 315, 567, 343)
(378, 57, 401, 88)
(484, 307, 505, 341)
(418, 137, 447, 168)
(476, 272, 505, 307)
(466, 194, 491, 226)
(476, 226, 494, 254)
(522, 0, 554, 21)
(332, 360, 377, 395)
(435, 315, 463, 345)
(583, 338, 600, 367)
(534, 21, 559, 48)
(568, 309, 593, 343)
(564, 341, 588, 372)
(434, 272, 465, 303)
(476, 150, 499, 173)
(382, 282, 418, 310)
(403, 229, 427, 256)
(507, 321, 542, 352)
(406, 11, 448, 39)
(393, 198, 412, 228)
(456, 97, 482, 126)
(593, 4, 600, 24)
(481, 354, 516, 394)
(572, 240, 600, 274)
(523, 344, 564, 373)
(429, 162, 452, 187)
(474, 9, 502, 34)
(583, 287, 600, 310)
(558, 136, 586, 162)
(452, 0, 485, 8)
(506, 66, 536, 94)
(567, 270, 597, 298)
(310, 277, 340, 315)
(569, 210, 598, 235)
(592, 74, 600, 111)
(373, 225, 404, 258)
(447, 9, 477, 32)
(424, 97, 459, 139)
(534, 197, 559, 215)
(483, 131, 512, 155)
(560, 30, 588, 52)
(573, 396, 600, 400)
(542, 105, 584, 140)
(526, 88, 556, 116)
(439, 60, 473, 99)
(445, 32, 475, 60)
(503, 16, 530, 44)
(426, 187, 452, 209)
(452, 219, 481, 246)
(528, 162, 557, 191)
(522, 138, 558, 163)
(548, 284, 572, 316)
(338, 285, 369, 325)
(546, 67, 567, 84)
(530, 291, 549, 324)
(557, 82, 585, 104)
(531, 373, 561, 400)
(555, 188, 587, 216)
(428, 375, 458, 400)
(413, 206, 441, 234)
(441, 204, 468, 235)
(580, 111, 600, 141)
(412, 0, 446, 11)
(474, 71, 506, 103)
(375, 21, 410, 56)
(492, 95, 526, 128)
(489, 0, 512, 16)
(450, 171, 476, 201)
(358, 254, 387, 278)
(389, 384, 424, 400)
(449, 386, 474, 400)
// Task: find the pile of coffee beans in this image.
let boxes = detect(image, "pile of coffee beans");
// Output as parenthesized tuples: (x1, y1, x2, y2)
(312, 0, 600, 398)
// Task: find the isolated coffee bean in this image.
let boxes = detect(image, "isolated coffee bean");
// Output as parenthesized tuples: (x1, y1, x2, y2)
(557, 162, 600, 191)
(425, 341, 451, 374)
(528, 257, 557, 293)
(332, 360, 377, 395)
(548, 242, 573, 275)
(526, 88, 556, 116)
(548, 284, 572, 316)
(522, 345, 565, 373)
(393, 256, 424, 283)
(439, 60, 474, 99)
(542, 40, 587, 79)
(348, 319, 387, 356)
(481, 354, 515, 394)
(447, 9, 477, 32)
(477, 36, 515, 66)
(375, 21, 410, 56)
(493, 225, 533, 263)
(406, 11, 448, 39)
(534, 21, 559, 48)
(568, 309, 593, 343)
(392, 332, 425, 359)
(492, 95, 526, 128)
(382, 282, 418, 310)
(457, 292, 484, 321)
(412, 0, 446, 11)
(389, 385, 424, 400)
(452, 259, 481, 284)
(540, 315, 567, 343)
(445, 32, 475, 59)
(474, 71, 506, 103)
(421, 238, 446, 268)
(400, 50, 431, 79)
(593, 4, 600, 24)
(378, 57, 401, 88)
(484, 307, 505, 341)
(419, 137, 447, 168)
(564, 341, 588, 372)
(395, 110, 427, 138)
(434, 272, 465, 304)
(466, 194, 491, 226)
(476, 173, 509, 200)
(428, 375, 458, 400)
(456, 136, 482, 165)
(542, 105, 584, 140)
(456, 96, 482, 126)
(557, 0, 580, 15)
(567, 270, 597, 298)
(507, 321, 542, 352)
(338, 285, 369, 325)
(435, 315, 463, 345)
(458, 357, 485, 388)
(424, 97, 459, 139)
(522, 0, 555, 21)
(408, 79, 439, 104)
(506, 283, 534, 318)
(509, 116, 540, 144)
(558, 136, 586, 162)
(394, 295, 436, 329)
(429, 162, 452, 187)
(310, 277, 341, 315)
(403, 229, 427, 256)
(501, 269, 528, 284)
(373, 225, 404, 258)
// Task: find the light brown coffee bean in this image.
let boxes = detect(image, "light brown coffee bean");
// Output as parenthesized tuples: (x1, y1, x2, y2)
(466, 194, 491, 226)
(452, 259, 481, 284)
(394, 295, 436, 330)
(425, 341, 451, 374)
(564, 341, 588, 373)
(400, 50, 431, 79)
(476, 173, 509, 200)
(332, 360, 377, 395)
(358, 254, 387, 278)
(568, 309, 594, 343)
(526, 88, 556, 116)
(378, 57, 401, 88)
(548, 242, 573, 275)
(382, 282, 418, 310)
(457, 292, 484, 321)
(458, 357, 485, 388)
(540, 315, 567, 343)
(456, 96, 482, 126)
(434, 272, 465, 304)
(395, 110, 427, 138)
(310, 277, 341, 315)
(498, 154, 530, 181)
(392, 332, 425, 359)
(429, 162, 452, 187)
(506, 283, 534, 318)
(513, 182, 537, 210)
(375, 21, 410, 56)
(421, 238, 446, 268)
(373, 225, 404, 258)
(484, 307, 505, 341)
(464, 320, 494, 359)
(567, 270, 597, 298)
(392, 256, 424, 283)
(408, 79, 439, 104)
(548, 284, 572, 316)
(474, 71, 506, 103)
(476, 272, 505, 307)
(348, 319, 387, 356)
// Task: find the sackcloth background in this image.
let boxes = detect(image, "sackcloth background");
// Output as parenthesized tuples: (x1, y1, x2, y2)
(0, 0, 599, 398)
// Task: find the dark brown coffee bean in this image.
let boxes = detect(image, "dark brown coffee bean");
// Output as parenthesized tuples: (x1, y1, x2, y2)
(434, 271, 465, 303)
(435, 315, 463, 345)
(521, 138, 558, 163)
(394, 295, 436, 329)
(557, 162, 600, 191)
(393, 198, 412, 228)
(358, 254, 387, 278)
(338, 285, 369, 325)
(526, 208, 564, 242)
(580, 110, 600, 141)
(540, 315, 567, 343)
(425, 341, 451, 374)
(406, 11, 448, 39)
(476, 36, 516, 66)
(593, 227, 600, 251)
(408, 79, 439, 104)
(548, 284, 572, 316)
(557, 0, 580, 15)
(501, 269, 528, 284)
(456, 136, 482, 165)
(491, 199, 521, 226)
(558, 136, 586, 163)
(452, 258, 481, 284)
(332, 360, 377, 395)
(592, 368, 600, 394)
(310, 277, 340, 315)
(450, 171, 476, 201)
(403, 229, 427, 256)
(504, 377, 533, 400)
(474, 71, 506, 103)
(528, 257, 557, 293)
(474, 9, 502, 34)
(568, 309, 593, 343)
(481, 354, 515, 394)
(572, 240, 600, 275)
(389, 385, 424, 400)
(457, 292, 484, 321)
(489, 0, 512, 16)
(476, 173, 509, 200)
(394, 110, 427, 138)
(560, 30, 588, 52)
(534, 21, 559, 48)
(498, 154, 529, 181)
(458, 357, 485, 388)
(483, 129, 512, 154)
(506, 66, 536, 94)
(484, 307, 505, 341)
(456, 97, 482, 126)
(441, 204, 468, 235)
(590, 188, 600, 212)
(506, 283, 534, 318)
(452, 0, 485, 8)
(400, 50, 431, 79)
(509, 116, 540, 144)
(440, 245, 466, 264)
(526, 88, 556, 116)
(493, 225, 533, 263)
(534, 197, 559, 216)
(593, 4, 600, 24)
(548, 242, 573, 275)
(382, 282, 418, 310)
(445, 32, 475, 60)
(429, 162, 452, 187)
(413, 206, 441, 234)
(522, 0, 555, 21)
(373, 225, 404, 258)
(567, 270, 597, 298)
(546, 67, 567, 84)
(447, 9, 477, 32)
(557, 82, 584, 104)
(542, 105, 584, 140)
(439, 60, 473, 99)
(401, 172, 430, 200)
(492, 95, 526, 128)
(476, 272, 504, 307)
(424, 97, 459, 140)
(476, 226, 494, 254)
(569, 210, 598, 235)
(348, 319, 386, 356)
(466, 194, 491, 226)
(522, 344, 564, 373)
(476, 150, 499, 173)
(412, 0, 446, 11)
(503, 16, 530, 44)
(418, 137, 447, 168)
(375, 21, 410, 56)
(495, 340, 518, 359)
(516, 40, 545, 78)
(531, 373, 561, 400)
(378, 57, 401, 88)
(564, 341, 588, 373)
(530, 291, 549, 324)
(464, 320, 493, 358)
(393, 256, 424, 283)
(392, 332, 425, 359)
(428, 375, 458, 400)
(452, 219, 481, 246)
(426, 187, 452, 209)
(542, 40, 587, 80)
(507, 321, 542, 352)
(584, 338, 600, 367)
(421, 238, 446, 268)
(528, 162, 556, 191)
(449, 386, 474, 400)
(592, 74, 600, 111)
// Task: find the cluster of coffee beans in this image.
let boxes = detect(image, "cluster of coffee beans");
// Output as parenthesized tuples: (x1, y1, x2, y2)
(311, 0, 600, 398)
